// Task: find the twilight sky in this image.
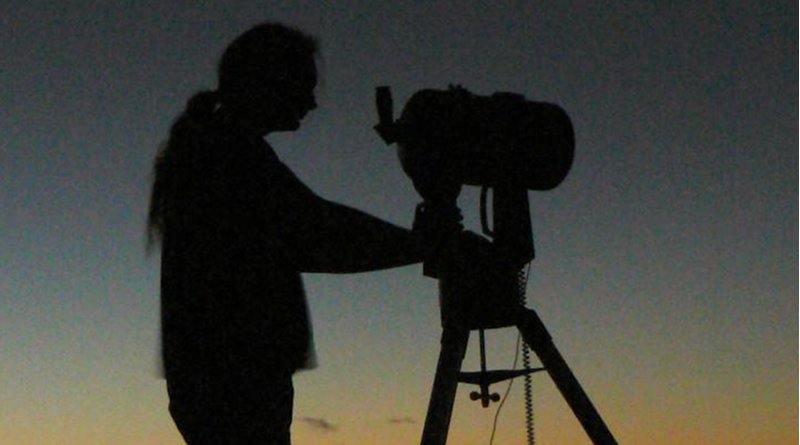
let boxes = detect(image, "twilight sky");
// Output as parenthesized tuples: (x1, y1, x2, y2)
(1, 1, 796, 444)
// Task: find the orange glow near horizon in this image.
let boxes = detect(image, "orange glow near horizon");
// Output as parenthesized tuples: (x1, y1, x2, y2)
(1, 346, 796, 445)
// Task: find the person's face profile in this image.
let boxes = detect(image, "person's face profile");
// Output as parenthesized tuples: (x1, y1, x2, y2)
(250, 56, 317, 134)
(285, 57, 318, 120)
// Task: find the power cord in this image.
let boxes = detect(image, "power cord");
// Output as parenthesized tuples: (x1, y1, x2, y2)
(488, 333, 521, 445)
(488, 263, 535, 445)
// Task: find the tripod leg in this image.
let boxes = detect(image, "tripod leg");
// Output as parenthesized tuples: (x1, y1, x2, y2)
(420, 325, 470, 445)
(517, 309, 618, 445)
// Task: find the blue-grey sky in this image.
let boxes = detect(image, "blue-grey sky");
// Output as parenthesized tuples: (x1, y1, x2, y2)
(1, 1, 796, 444)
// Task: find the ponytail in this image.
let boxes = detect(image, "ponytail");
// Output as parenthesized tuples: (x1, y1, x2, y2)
(146, 89, 220, 251)
(185, 89, 221, 124)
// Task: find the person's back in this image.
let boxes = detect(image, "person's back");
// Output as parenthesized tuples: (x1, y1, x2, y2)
(160, 120, 311, 372)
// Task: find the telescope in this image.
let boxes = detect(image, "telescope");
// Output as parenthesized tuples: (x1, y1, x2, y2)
(375, 85, 574, 197)
(374, 86, 618, 445)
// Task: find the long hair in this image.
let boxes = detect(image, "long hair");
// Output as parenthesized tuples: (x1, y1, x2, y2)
(147, 23, 318, 251)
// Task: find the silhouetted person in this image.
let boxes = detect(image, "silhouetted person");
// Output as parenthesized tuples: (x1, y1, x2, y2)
(147, 23, 424, 445)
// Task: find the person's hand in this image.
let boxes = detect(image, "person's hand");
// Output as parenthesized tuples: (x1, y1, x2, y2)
(412, 202, 463, 246)
(413, 202, 464, 277)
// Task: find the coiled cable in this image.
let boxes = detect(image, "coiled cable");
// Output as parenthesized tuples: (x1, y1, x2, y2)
(519, 264, 535, 445)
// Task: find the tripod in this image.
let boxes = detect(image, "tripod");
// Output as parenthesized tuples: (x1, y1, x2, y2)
(417, 187, 618, 445)
(419, 304, 618, 445)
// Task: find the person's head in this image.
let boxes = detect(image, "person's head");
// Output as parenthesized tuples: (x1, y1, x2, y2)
(147, 23, 319, 249)
(217, 23, 319, 134)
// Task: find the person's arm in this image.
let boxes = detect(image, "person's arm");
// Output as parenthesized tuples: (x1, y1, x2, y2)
(285, 196, 425, 273)
(255, 148, 423, 273)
